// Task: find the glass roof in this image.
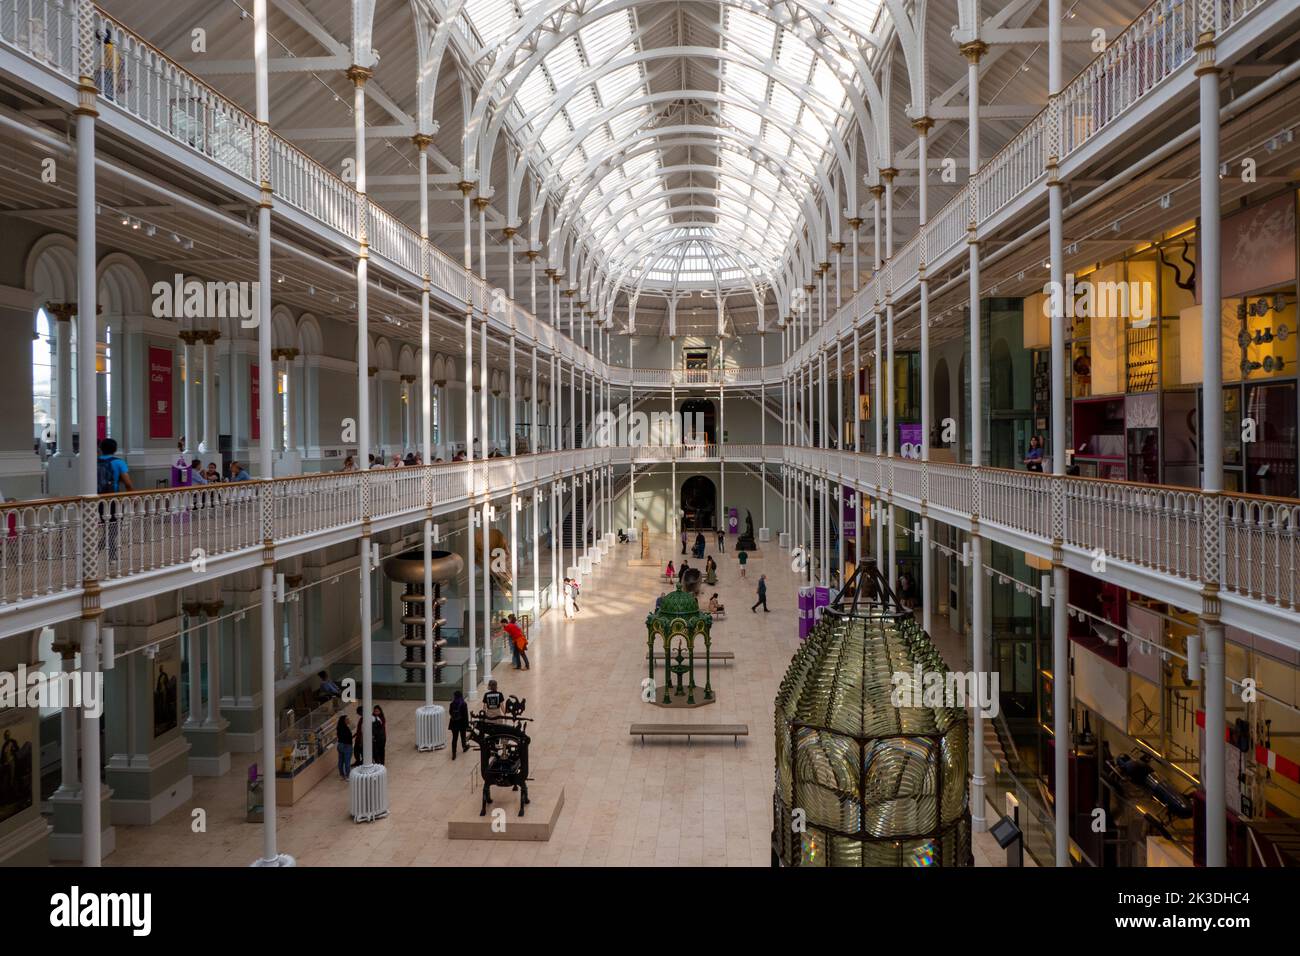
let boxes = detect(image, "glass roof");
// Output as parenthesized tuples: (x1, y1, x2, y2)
(457, 0, 883, 294)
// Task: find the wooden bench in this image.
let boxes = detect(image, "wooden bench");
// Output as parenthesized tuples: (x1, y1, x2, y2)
(629, 723, 749, 745)
(646, 650, 735, 665)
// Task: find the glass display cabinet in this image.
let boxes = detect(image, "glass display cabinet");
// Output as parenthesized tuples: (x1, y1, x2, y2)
(274, 701, 340, 805)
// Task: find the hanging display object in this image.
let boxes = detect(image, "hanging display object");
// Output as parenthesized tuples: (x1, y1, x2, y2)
(773, 560, 971, 867)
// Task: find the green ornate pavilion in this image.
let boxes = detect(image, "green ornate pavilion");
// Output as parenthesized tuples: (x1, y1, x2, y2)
(645, 588, 715, 707)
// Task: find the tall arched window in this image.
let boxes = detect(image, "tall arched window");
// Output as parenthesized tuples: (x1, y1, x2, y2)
(32, 308, 53, 447)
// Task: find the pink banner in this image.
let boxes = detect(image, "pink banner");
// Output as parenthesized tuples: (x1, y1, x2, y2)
(148, 346, 173, 439)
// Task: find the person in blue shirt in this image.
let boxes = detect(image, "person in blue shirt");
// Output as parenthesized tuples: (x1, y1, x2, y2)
(96, 438, 132, 492)
(316, 670, 342, 702)
(188, 458, 207, 484)
(1023, 435, 1044, 473)
(228, 461, 251, 481)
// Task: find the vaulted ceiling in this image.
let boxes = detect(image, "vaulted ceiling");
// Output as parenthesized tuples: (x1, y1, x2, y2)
(98, 0, 1150, 337)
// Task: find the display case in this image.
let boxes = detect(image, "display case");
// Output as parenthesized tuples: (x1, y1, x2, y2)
(1072, 396, 1126, 478)
(274, 701, 340, 805)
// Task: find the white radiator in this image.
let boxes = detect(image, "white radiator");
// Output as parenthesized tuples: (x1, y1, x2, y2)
(416, 704, 447, 752)
(778, 532, 790, 549)
(759, 528, 771, 542)
(349, 763, 390, 823)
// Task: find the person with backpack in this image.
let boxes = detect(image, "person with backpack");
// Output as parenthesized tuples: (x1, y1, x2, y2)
(97, 438, 132, 493)
(97, 439, 132, 561)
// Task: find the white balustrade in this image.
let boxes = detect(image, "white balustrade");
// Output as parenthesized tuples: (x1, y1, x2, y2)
(0, 499, 80, 605)
(271, 136, 357, 239)
(367, 203, 421, 277)
(0, 0, 77, 74)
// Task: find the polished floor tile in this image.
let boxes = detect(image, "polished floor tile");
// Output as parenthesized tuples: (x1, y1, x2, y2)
(103, 535, 1010, 867)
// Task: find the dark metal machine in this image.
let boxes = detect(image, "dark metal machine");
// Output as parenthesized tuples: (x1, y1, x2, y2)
(469, 695, 533, 817)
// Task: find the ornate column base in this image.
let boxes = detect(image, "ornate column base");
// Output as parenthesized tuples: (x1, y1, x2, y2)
(415, 704, 447, 751)
(348, 763, 390, 823)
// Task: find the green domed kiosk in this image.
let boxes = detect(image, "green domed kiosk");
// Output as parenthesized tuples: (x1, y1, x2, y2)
(645, 588, 715, 707)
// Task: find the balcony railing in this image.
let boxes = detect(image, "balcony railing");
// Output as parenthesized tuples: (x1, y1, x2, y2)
(6, 446, 1296, 629)
(793, 447, 1298, 615)
(0, 450, 600, 609)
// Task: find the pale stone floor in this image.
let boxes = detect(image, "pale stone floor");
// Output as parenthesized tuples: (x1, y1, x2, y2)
(103, 535, 1006, 867)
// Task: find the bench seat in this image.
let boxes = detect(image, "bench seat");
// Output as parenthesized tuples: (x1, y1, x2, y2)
(629, 723, 749, 745)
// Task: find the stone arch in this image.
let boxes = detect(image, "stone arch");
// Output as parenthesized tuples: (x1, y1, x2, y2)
(96, 253, 150, 330)
(296, 313, 323, 356)
(397, 344, 418, 378)
(25, 233, 78, 308)
(270, 305, 297, 349)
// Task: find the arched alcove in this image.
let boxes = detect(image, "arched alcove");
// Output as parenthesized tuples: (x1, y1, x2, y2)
(296, 313, 324, 356)
(680, 474, 717, 531)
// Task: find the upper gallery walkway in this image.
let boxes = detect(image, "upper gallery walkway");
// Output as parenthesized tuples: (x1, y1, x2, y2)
(0, 0, 1286, 388)
(2, 444, 1297, 650)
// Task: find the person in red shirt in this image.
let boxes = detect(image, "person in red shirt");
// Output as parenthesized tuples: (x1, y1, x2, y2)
(504, 614, 529, 670)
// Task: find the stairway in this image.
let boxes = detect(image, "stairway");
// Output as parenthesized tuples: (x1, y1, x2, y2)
(560, 497, 589, 549)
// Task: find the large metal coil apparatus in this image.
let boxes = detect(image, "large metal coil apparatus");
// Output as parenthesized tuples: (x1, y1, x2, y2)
(382, 548, 464, 684)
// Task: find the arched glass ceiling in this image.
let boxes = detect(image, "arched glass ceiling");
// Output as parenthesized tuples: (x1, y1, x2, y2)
(459, 0, 884, 295)
(640, 229, 749, 286)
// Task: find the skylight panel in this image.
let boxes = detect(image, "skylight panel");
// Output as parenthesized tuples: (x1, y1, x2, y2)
(565, 87, 601, 129)
(597, 64, 644, 110)
(462, 0, 518, 47)
(723, 62, 769, 101)
(769, 84, 803, 125)
(539, 119, 572, 155)
(724, 8, 776, 53)
(809, 60, 848, 117)
(514, 71, 554, 126)
(543, 38, 584, 91)
(775, 31, 815, 80)
(796, 108, 829, 142)
(722, 103, 761, 137)
(831, 0, 885, 35)
(763, 126, 792, 158)
(559, 149, 586, 181)
(579, 10, 634, 65)
(608, 108, 645, 141)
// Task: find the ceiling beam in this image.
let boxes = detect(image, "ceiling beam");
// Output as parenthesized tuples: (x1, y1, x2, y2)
(190, 55, 350, 75)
